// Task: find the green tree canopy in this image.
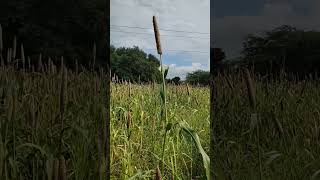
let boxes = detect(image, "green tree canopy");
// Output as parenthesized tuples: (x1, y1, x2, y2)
(211, 47, 226, 74)
(167, 76, 181, 84)
(186, 70, 210, 86)
(171, 76, 181, 85)
(212, 48, 226, 64)
(0, 0, 107, 68)
(241, 25, 320, 76)
(110, 45, 161, 83)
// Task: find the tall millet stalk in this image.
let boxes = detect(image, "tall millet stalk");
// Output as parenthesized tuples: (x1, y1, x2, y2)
(244, 68, 262, 180)
(153, 15, 168, 173)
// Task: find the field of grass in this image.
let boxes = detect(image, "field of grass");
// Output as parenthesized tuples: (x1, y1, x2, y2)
(213, 71, 320, 180)
(0, 65, 108, 180)
(2, 61, 320, 180)
(0, 63, 210, 180)
(110, 82, 210, 179)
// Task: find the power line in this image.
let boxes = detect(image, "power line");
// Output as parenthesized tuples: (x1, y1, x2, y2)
(145, 48, 209, 54)
(111, 45, 209, 54)
(110, 28, 209, 38)
(110, 41, 209, 54)
(110, 24, 210, 35)
(110, 29, 209, 39)
(110, 24, 209, 54)
(111, 31, 209, 40)
(110, 32, 209, 54)
(115, 45, 209, 54)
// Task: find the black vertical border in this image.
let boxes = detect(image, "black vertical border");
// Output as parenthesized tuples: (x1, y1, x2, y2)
(210, 1, 215, 180)
(210, 49, 215, 180)
(105, 0, 110, 179)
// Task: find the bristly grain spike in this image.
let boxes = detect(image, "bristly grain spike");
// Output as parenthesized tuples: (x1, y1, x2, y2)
(28, 56, 31, 70)
(244, 68, 256, 110)
(13, 36, 17, 60)
(7, 48, 12, 64)
(152, 16, 162, 55)
(21, 44, 25, 71)
(58, 155, 67, 180)
(93, 41, 96, 71)
(155, 165, 162, 180)
(53, 158, 59, 180)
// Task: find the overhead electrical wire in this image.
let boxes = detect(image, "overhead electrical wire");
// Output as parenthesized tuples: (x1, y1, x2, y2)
(110, 24, 209, 35)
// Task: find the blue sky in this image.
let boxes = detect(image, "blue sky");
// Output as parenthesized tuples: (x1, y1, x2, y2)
(110, 0, 210, 79)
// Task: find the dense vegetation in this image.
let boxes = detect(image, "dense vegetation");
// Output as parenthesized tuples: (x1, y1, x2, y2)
(0, 25, 109, 179)
(242, 25, 320, 76)
(211, 25, 320, 179)
(212, 70, 320, 179)
(186, 70, 210, 86)
(110, 45, 213, 85)
(0, 0, 107, 67)
(110, 46, 161, 83)
(111, 82, 210, 179)
(0, 64, 108, 179)
(216, 25, 320, 79)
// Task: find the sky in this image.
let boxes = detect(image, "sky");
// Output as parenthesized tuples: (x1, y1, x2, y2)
(211, 0, 320, 59)
(110, 0, 210, 79)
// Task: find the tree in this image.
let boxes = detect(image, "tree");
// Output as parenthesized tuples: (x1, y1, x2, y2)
(212, 48, 226, 64)
(186, 70, 210, 86)
(171, 76, 181, 85)
(0, 0, 107, 68)
(211, 48, 226, 74)
(110, 46, 161, 83)
(241, 25, 320, 77)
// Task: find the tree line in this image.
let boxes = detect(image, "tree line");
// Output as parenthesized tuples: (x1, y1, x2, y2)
(111, 25, 320, 84)
(110, 45, 211, 85)
(3, 1, 316, 84)
(215, 25, 320, 80)
(0, 0, 107, 69)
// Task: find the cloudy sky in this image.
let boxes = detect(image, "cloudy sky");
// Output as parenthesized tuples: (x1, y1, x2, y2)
(110, 0, 210, 79)
(211, 0, 320, 59)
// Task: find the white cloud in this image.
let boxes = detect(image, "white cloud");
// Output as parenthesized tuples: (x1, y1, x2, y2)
(167, 63, 208, 80)
(111, 0, 210, 78)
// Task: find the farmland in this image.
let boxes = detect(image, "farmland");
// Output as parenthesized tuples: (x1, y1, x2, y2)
(0, 65, 108, 179)
(2, 61, 320, 179)
(213, 71, 320, 179)
(0, 62, 210, 179)
(110, 82, 210, 179)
